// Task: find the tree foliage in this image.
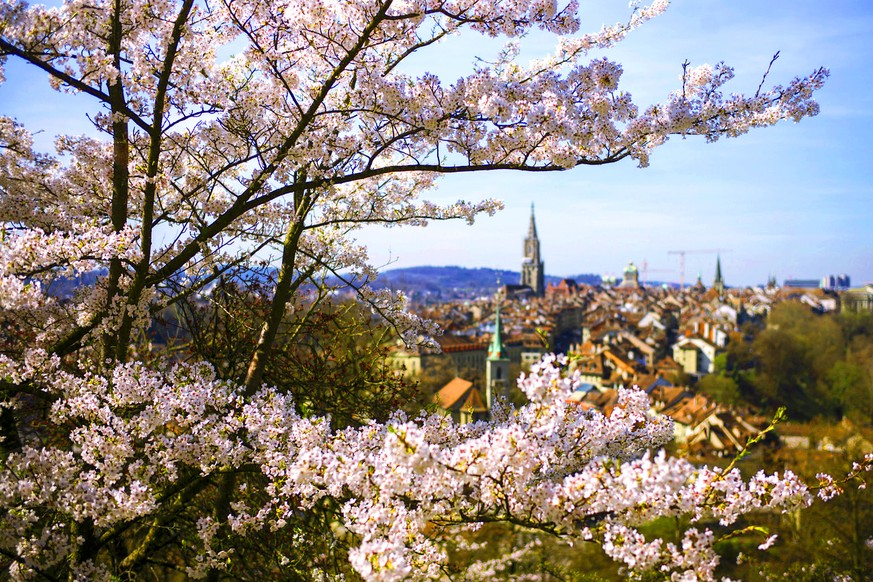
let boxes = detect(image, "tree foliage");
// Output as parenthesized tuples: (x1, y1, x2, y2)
(697, 373, 741, 406)
(723, 303, 873, 422)
(0, 0, 849, 579)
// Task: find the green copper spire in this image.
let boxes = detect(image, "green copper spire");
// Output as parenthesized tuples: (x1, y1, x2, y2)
(488, 301, 506, 360)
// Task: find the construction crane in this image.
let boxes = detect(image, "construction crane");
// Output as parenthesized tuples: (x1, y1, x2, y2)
(640, 259, 673, 288)
(667, 249, 730, 291)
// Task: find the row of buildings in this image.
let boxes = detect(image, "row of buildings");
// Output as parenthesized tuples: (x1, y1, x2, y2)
(386, 206, 865, 455)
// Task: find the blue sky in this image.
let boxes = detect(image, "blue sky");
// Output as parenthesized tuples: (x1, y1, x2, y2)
(356, 0, 873, 287)
(2, 0, 871, 287)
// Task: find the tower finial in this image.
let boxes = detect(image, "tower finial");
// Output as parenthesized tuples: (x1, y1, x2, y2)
(489, 301, 505, 360)
(528, 203, 538, 238)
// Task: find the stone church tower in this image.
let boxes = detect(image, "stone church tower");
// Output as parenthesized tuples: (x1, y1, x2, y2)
(713, 255, 726, 295)
(520, 204, 545, 296)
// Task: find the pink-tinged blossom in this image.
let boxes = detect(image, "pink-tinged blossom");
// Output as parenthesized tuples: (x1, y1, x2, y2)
(758, 534, 778, 551)
(816, 472, 842, 501)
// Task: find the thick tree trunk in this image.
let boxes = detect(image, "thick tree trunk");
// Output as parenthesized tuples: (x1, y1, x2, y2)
(101, 0, 130, 364)
(114, 0, 194, 362)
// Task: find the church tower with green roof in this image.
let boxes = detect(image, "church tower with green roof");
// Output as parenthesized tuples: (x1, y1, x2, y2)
(486, 299, 511, 411)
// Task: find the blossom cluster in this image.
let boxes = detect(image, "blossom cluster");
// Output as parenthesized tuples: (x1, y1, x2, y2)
(0, 223, 140, 277)
(0, 355, 814, 580)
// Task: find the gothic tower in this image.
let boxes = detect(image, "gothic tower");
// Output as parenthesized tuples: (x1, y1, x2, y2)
(520, 203, 545, 296)
(713, 255, 725, 295)
(486, 301, 511, 411)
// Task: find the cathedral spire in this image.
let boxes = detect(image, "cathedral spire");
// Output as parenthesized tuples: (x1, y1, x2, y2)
(520, 203, 545, 296)
(528, 203, 538, 238)
(713, 255, 725, 294)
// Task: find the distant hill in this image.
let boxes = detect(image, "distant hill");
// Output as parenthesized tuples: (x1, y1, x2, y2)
(44, 270, 107, 299)
(372, 266, 601, 300)
(43, 266, 602, 303)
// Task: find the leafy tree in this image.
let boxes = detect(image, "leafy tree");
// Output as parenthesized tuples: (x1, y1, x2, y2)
(708, 304, 873, 423)
(0, 0, 846, 579)
(837, 310, 873, 346)
(750, 302, 845, 419)
(723, 328, 760, 401)
(171, 275, 418, 427)
(698, 373, 741, 406)
(696, 351, 744, 405)
(829, 345, 873, 423)
(712, 352, 728, 376)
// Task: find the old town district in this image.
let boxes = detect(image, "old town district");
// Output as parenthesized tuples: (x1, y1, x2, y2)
(386, 206, 865, 458)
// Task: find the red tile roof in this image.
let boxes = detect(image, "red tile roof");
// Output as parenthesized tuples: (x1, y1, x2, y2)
(435, 377, 473, 410)
(435, 378, 488, 413)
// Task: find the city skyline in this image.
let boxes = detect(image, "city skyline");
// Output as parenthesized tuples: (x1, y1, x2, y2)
(2, 0, 871, 287)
